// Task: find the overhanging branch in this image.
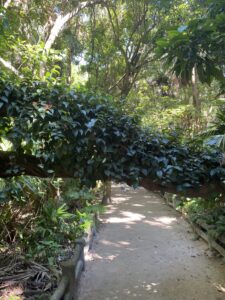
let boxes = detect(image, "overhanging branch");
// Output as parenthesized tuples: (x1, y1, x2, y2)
(0, 151, 47, 178)
(1, 151, 224, 198)
(139, 178, 225, 199)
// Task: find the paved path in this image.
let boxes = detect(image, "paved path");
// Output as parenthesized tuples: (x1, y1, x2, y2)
(78, 185, 225, 300)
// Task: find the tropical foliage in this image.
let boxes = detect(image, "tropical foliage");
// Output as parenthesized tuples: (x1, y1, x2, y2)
(0, 0, 225, 298)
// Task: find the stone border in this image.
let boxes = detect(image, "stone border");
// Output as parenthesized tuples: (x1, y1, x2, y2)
(50, 215, 97, 300)
(163, 192, 225, 259)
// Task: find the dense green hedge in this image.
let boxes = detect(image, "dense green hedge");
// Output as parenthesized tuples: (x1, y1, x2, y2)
(0, 80, 225, 195)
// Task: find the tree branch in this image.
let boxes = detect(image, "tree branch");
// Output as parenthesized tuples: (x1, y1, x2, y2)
(0, 151, 71, 178)
(108, 73, 126, 92)
(0, 57, 23, 78)
(44, 0, 105, 50)
(1, 151, 224, 199)
(139, 178, 225, 199)
(106, 6, 129, 67)
(44, 12, 77, 50)
(0, 151, 47, 178)
(3, 0, 12, 8)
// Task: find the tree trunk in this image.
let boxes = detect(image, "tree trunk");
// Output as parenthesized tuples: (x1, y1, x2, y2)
(119, 72, 135, 98)
(102, 180, 112, 205)
(191, 66, 201, 113)
(67, 48, 73, 84)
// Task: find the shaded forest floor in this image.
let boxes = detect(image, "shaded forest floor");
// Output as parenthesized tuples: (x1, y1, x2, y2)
(78, 184, 225, 300)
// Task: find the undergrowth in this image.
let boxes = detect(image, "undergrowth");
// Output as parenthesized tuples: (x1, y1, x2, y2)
(171, 194, 225, 240)
(0, 177, 103, 265)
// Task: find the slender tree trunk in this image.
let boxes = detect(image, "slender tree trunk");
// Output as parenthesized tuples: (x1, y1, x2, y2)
(102, 180, 112, 205)
(191, 66, 201, 113)
(67, 48, 73, 84)
(120, 72, 135, 98)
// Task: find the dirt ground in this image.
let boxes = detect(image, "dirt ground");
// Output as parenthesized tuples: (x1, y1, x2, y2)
(78, 185, 225, 300)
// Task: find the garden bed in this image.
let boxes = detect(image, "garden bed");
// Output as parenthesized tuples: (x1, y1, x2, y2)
(0, 253, 57, 299)
(0, 177, 103, 299)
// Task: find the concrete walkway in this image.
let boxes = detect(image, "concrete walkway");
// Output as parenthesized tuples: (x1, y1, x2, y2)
(78, 185, 225, 300)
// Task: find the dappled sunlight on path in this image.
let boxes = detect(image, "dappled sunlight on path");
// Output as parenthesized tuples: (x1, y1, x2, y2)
(78, 184, 225, 300)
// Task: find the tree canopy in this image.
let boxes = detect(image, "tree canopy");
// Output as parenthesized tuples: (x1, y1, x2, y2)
(156, 1, 225, 88)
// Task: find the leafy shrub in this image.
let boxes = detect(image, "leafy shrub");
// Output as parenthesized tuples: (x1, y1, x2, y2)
(1, 79, 224, 193)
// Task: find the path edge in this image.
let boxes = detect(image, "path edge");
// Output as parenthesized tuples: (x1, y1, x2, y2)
(163, 192, 225, 259)
(50, 213, 98, 300)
